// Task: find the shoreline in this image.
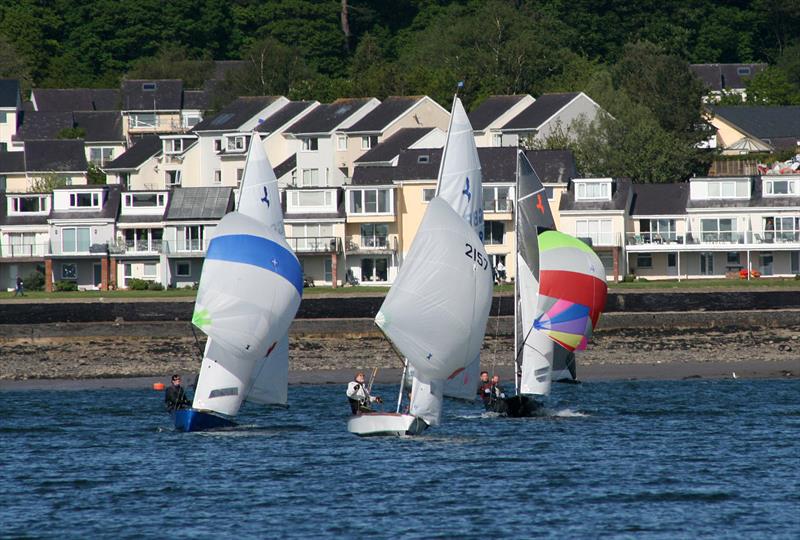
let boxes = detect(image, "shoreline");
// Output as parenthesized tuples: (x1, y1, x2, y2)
(1, 358, 796, 391)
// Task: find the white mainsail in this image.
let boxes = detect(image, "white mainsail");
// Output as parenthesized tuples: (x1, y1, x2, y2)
(515, 150, 555, 396)
(433, 95, 485, 401)
(375, 197, 493, 425)
(191, 136, 301, 416)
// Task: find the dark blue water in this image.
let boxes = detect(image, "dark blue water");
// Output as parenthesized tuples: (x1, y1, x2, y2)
(2, 379, 799, 539)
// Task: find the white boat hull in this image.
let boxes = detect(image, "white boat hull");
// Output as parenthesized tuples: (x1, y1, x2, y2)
(347, 413, 429, 437)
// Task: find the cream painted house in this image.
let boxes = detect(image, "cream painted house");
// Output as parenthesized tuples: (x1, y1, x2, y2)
(500, 92, 603, 146)
(469, 94, 535, 148)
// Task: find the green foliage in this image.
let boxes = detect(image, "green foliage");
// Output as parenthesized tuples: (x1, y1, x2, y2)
(54, 280, 78, 292)
(745, 66, 800, 105)
(29, 173, 67, 193)
(147, 281, 164, 291)
(126, 278, 151, 291)
(57, 127, 85, 139)
(126, 47, 216, 89)
(23, 270, 44, 292)
(86, 163, 106, 185)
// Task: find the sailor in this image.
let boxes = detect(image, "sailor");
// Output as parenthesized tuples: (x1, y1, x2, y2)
(346, 371, 382, 414)
(164, 374, 191, 411)
(477, 370, 493, 406)
(490, 375, 507, 402)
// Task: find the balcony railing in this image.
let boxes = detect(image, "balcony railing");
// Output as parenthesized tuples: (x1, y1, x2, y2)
(577, 233, 619, 247)
(286, 236, 341, 253)
(626, 230, 800, 246)
(483, 199, 513, 213)
(161, 239, 211, 255)
(0, 243, 48, 258)
(345, 235, 398, 252)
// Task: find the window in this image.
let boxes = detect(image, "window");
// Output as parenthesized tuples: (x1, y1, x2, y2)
(182, 113, 201, 128)
(142, 82, 157, 91)
(324, 258, 333, 282)
(640, 219, 677, 242)
(7, 233, 38, 256)
(226, 136, 246, 152)
(11, 196, 47, 213)
(213, 170, 221, 184)
(62, 263, 77, 280)
(492, 134, 502, 147)
(176, 226, 205, 251)
(124, 228, 160, 252)
(700, 252, 714, 275)
(236, 168, 244, 187)
(165, 139, 183, 154)
(0, 112, 6, 122)
(166, 170, 182, 187)
(483, 186, 512, 212)
(143, 263, 157, 278)
(764, 216, 800, 242)
(176, 261, 191, 277)
(361, 257, 388, 282)
(701, 218, 736, 242)
(727, 252, 740, 265)
(484, 221, 505, 245)
(636, 254, 652, 269)
(302, 137, 319, 151)
(131, 113, 157, 128)
(546, 187, 554, 200)
(62, 227, 91, 253)
(360, 223, 388, 248)
(417, 155, 430, 164)
(337, 135, 347, 151)
(120, 173, 130, 189)
(89, 147, 114, 165)
(764, 179, 797, 196)
(214, 139, 222, 152)
(361, 135, 377, 150)
(69, 192, 100, 208)
(576, 219, 613, 245)
(791, 252, 799, 274)
(124, 193, 164, 207)
(291, 223, 335, 251)
(349, 189, 391, 214)
(422, 188, 436, 202)
(301, 169, 320, 187)
(696, 180, 749, 199)
(575, 181, 611, 201)
(737, 67, 751, 76)
(291, 190, 333, 208)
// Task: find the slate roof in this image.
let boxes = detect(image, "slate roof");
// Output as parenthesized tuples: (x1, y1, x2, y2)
(25, 140, 87, 172)
(342, 96, 421, 133)
(0, 151, 25, 173)
(285, 98, 373, 135)
(468, 95, 529, 131)
(273, 154, 296, 180)
(193, 96, 281, 131)
(690, 63, 766, 92)
(105, 135, 162, 170)
(525, 149, 576, 184)
(501, 92, 580, 131)
(31, 88, 120, 112)
(560, 178, 631, 212)
(182, 90, 212, 110)
(15, 111, 123, 142)
(121, 80, 183, 111)
(684, 177, 800, 210)
(165, 187, 234, 220)
(630, 183, 690, 216)
(712, 106, 800, 149)
(117, 213, 166, 224)
(354, 127, 434, 164)
(0, 79, 20, 108)
(256, 101, 316, 134)
(49, 185, 121, 220)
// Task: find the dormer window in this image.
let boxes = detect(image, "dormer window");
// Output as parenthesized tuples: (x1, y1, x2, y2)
(764, 178, 798, 196)
(11, 195, 48, 213)
(226, 135, 247, 152)
(69, 192, 100, 208)
(575, 179, 612, 201)
(302, 137, 319, 151)
(142, 82, 157, 91)
(124, 193, 165, 208)
(691, 178, 750, 200)
(165, 139, 183, 154)
(417, 155, 430, 164)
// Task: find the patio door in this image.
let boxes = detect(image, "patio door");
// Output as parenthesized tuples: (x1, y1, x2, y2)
(760, 253, 773, 275)
(667, 253, 678, 276)
(93, 263, 102, 287)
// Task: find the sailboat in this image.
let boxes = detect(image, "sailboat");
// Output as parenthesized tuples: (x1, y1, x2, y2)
(346, 197, 493, 436)
(407, 94, 485, 401)
(500, 150, 607, 417)
(174, 135, 302, 432)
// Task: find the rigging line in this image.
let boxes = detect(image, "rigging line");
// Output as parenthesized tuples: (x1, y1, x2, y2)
(189, 324, 204, 362)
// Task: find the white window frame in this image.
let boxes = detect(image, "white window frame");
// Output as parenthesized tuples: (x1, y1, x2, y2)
(142, 262, 157, 278)
(176, 260, 191, 277)
(165, 170, 182, 187)
(575, 181, 611, 201)
(62, 227, 91, 254)
(69, 192, 100, 208)
(492, 133, 502, 147)
(123, 193, 165, 208)
(576, 218, 613, 245)
(89, 146, 114, 165)
(422, 188, 436, 203)
(763, 178, 798, 197)
(164, 139, 183, 154)
(301, 137, 319, 152)
(131, 113, 157, 128)
(348, 188, 392, 215)
(226, 135, 246, 152)
(337, 135, 347, 151)
(213, 170, 221, 184)
(290, 190, 334, 209)
(10, 195, 48, 214)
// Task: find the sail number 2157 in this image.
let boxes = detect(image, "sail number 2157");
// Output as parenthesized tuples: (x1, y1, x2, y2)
(464, 242, 489, 271)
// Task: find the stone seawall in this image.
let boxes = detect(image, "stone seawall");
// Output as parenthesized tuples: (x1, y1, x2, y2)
(1, 289, 800, 325)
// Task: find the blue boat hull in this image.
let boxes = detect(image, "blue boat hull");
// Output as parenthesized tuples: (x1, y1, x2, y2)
(172, 409, 237, 432)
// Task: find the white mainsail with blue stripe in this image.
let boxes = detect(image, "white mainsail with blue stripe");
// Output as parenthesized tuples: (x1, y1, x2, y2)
(190, 136, 301, 418)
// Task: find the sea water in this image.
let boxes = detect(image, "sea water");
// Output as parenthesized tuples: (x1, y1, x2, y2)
(1, 379, 798, 539)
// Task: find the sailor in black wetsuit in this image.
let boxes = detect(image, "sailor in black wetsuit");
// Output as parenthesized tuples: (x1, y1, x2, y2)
(164, 374, 191, 411)
(485, 375, 508, 413)
(477, 371, 493, 408)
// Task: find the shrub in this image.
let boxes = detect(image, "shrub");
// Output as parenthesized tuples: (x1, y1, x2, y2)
(636, 277, 649, 282)
(127, 278, 150, 290)
(794, 274, 800, 281)
(621, 274, 636, 283)
(54, 280, 78, 292)
(147, 281, 164, 291)
(23, 271, 45, 291)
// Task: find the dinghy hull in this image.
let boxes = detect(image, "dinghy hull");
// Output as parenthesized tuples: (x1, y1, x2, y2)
(173, 409, 237, 432)
(500, 395, 543, 417)
(347, 413, 428, 437)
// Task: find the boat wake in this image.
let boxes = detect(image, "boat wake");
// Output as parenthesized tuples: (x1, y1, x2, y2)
(547, 408, 589, 418)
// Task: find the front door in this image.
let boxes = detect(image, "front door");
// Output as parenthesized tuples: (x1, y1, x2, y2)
(667, 253, 677, 276)
(93, 263, 102, 288)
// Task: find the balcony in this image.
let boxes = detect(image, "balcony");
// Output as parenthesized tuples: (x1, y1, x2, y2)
(162, 238, 211, 255)
(286, 236, 341, 254)
(625, 230, 800, 248)
(345, 235, 398, 253)
(483, 199, 513, 213)
(108, 239, 164, 255)
(0, 243, 48, 258)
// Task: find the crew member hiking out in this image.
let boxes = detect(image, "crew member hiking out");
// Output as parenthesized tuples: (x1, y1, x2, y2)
(165, 374, 191, 411)
(346, 371, 382, 414)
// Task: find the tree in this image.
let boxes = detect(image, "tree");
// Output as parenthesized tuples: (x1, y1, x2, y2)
(126, 47, 215, 89)
(57, 127, 86, 139)
(29, 173, 67, 193)
(745, 66, 800, 105)
(87, 163, 106, 185)
(0, 33, 33, 93)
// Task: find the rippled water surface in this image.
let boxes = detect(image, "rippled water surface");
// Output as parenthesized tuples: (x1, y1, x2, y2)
(2, 379, 799, 539)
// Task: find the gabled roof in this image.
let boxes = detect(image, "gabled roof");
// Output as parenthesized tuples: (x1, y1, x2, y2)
(285, 98, 373, 135)
(560, 178, 631, 212)
(165, 187, 234, 220)
(524, 149, 576, 184)
(15, 111, 123, 142)
(630, 183, 690, 216)
(273, 154, 296, 180)
(193, 96, 282, 131)
(469, 95, 529, 131)
(105, 135, 162, 170)
(501, 92, 580, 131)
(121, 79, 183, 111)
(354, 127, 434, 165)
(25, 140, 87, 172)
(342, 96, 421, 133)
(690, 63, 766, 92)
(31, 88, 120, 112)
(712, 106, 800, 149)
(50, 185, 121, 221)
(256, 101, 317, 134)
(0, 79, 20, 108)
(0, 151, 25, 173)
